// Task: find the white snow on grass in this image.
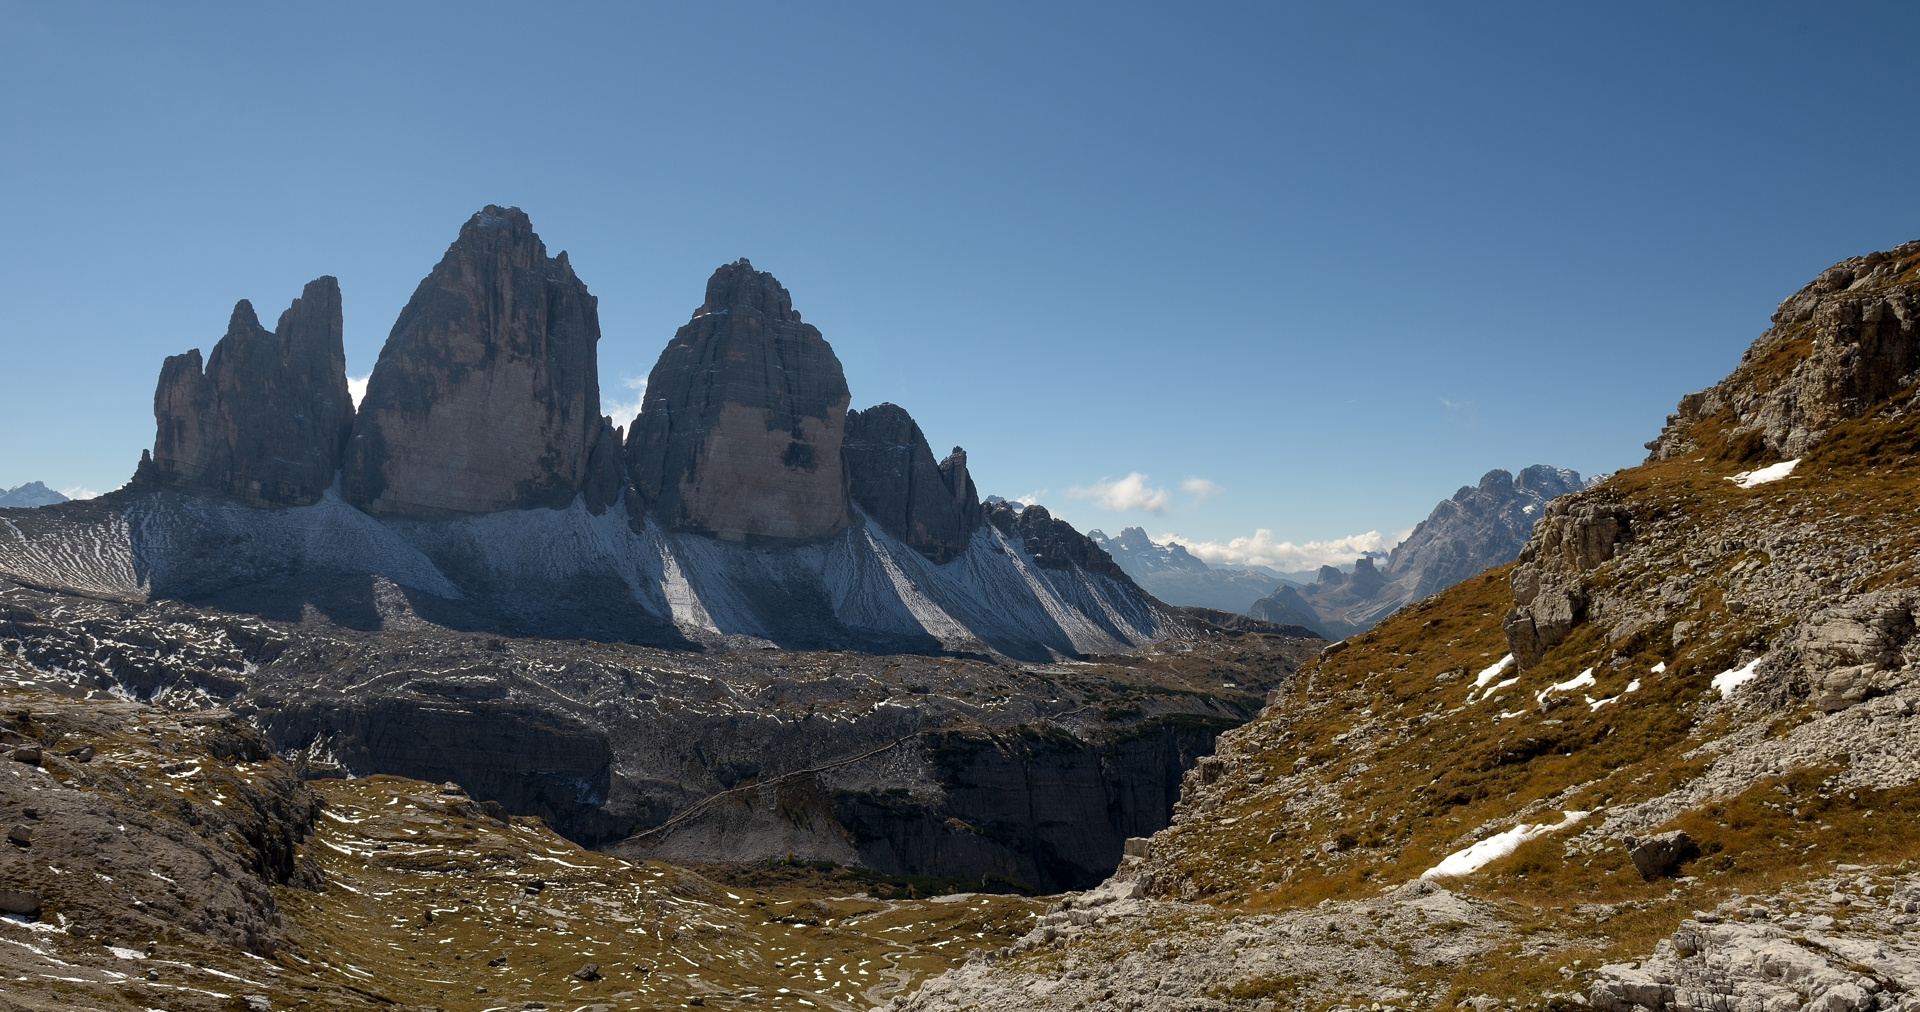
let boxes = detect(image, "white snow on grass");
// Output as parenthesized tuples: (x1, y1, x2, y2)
(1626, 679, 1641, 692)
(1728, 458, 1800, 488)
(1421, 810, 1589, 879)
(1536, 667, 1596, 705)
(1473, 655, 1515, 689)
(1650, 662, 1667, 674)
(1711, 658, 1763, 697)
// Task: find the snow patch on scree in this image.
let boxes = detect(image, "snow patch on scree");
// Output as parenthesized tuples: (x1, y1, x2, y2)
(1712, 658, 1763, 698)
(1421, 811, 1589, 879)
(1728, 458, 1800, 489)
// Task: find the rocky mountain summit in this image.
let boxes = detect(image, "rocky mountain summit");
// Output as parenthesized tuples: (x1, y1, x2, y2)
(1247, 465, 1588, 637)
(3, 206, 1153, 661)
(0, 483, 67, 508)
(895, 239, 1920, 1010)
(626, 259, 854, 542)
(342, 206, 614, 517)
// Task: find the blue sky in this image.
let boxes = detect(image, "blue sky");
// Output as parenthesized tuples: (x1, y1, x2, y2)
(3, 2, 1916, 568)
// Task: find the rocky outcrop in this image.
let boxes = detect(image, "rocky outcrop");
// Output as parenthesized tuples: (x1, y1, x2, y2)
(1647, 239, 1920, 463)
(138, 277, 353, 507)
(1502, 498, 1632, 667)
(984, 502, 1131, 583)
(625, 260, 852, 542)
(342, 206, 605, 517)
(842, 403, 981, 562)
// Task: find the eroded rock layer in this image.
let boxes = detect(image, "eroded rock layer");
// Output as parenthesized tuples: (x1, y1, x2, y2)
(625, 260, 852, 542)
(141, 277, 353, 506)
(342, 206, 604, 517)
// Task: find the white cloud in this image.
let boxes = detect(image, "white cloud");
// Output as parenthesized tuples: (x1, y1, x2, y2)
(59, 486, 100, 500)
(603, 376, 648, 428)
(347, 375, 369, 408)
(1181, 476, 1222, 502)
(1156, 527, 1411, 573)
(1015, 490, 1047, 507)
(1068, 472, 1170, 513)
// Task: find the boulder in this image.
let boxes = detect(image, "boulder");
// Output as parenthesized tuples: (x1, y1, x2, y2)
(1622, 829, 1697, 879)
(139, 277, 353, 506)
(343, 206, 606, 516)
(0, 887, 39, 915)
(624, 260, 852, 542)
(842, 403, 981, 562)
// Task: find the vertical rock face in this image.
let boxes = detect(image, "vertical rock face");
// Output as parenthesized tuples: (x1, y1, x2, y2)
(342, 206, 605, 517)
(143, 277, 353, 507)
(842, 404, 981, 562)
(625, 260, 852, 542)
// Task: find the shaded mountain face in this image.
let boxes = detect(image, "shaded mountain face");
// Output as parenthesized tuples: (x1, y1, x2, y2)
(1246, 465, 1587, 637)
(842, 403, 981, 563)
(625, 260, 852, 542)
(342, 206, 608, 517)
(136, 277, 353, 507)
(1090, 527, 1287, 614)
(0, 483, 67, 508)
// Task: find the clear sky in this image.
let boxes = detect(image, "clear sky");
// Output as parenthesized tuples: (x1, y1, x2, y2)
(3, 3, 1916, 569)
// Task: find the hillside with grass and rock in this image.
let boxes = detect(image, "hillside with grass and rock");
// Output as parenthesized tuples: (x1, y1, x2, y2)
(897, 240, 1920, 1012)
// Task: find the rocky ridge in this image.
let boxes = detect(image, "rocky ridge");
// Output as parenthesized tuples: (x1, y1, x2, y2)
(892, 239, 1920, 1009)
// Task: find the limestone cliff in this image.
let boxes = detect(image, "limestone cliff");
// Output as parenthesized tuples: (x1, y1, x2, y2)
(625, 260, 852, 542)
(843, 403, 981, 563)
(342, 206, 605, 516)
(139, 276, 353, 507)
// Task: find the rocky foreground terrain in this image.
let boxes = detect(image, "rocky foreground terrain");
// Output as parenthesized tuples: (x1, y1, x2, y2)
(894, 239, 1920, 1011)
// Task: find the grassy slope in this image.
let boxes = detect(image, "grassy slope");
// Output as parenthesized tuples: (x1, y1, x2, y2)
(1139, 397, 1920, 1002)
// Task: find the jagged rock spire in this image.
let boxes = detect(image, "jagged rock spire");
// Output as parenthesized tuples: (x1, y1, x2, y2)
(142, 276, 353, 506)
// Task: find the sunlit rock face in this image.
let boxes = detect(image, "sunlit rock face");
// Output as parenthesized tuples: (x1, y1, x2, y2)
(342, 206, 606, 517)
(625, 259, 852, 543)
(143, 276, 354, 507)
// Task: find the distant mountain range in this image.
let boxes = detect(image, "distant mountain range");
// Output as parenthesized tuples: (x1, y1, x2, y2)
(1087, 527, 1309, 613)
(1094, 466, 1593, 637)
(0, 482, 67, 508)
(1248, 465, 1591, 636)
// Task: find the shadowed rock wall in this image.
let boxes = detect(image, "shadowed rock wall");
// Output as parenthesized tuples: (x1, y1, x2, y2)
(342, 206, 604, 517)
(843, 403, 981, 563)
(142, 277, 353, 506)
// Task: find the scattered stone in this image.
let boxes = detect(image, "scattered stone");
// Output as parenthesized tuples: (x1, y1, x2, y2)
(6, 824, 30, 846)
(573, 963, 602, 981)
(10, 745, 40, 765)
